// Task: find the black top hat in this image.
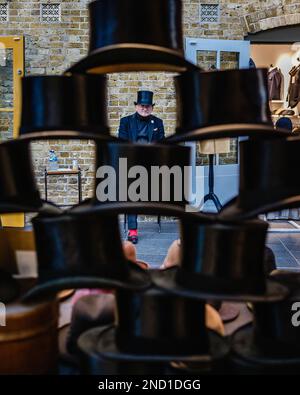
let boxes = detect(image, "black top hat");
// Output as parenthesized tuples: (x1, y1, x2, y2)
(67, 0, 198, 74)
(165, 68, 290, 144)
(220, 136, 300, 220)
(0, 139, 44, 214)
(134, 91, 154, 106)
(77, 287, 229, 371)
(230, 272, 300, 372)
(22, 207, 152, 302)
(67, 201, 287, 302)
(153, 218, 288, 302)
(19, 75, 116, 141)
(253, 272, 300, 357)
(95, 142, 191, 207)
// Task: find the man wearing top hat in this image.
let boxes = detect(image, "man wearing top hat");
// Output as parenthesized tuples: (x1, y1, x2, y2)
(118, 90, 165, 244)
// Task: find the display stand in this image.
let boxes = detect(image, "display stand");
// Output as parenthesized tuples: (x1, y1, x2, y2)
(203, 154, 223, 213)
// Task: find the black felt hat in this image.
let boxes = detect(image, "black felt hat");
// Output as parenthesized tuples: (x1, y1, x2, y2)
(252, 272, 300, 358)
(95, 142, 192, 207)
(220, 136, 300, 220)
(134, 91, 154, 106)
(230, 324, 300, 374)
(152, 218, 288, 302)
(66, 202, 287, 302)
(0, 139, 44, 214)
(165, 68, 290, 143)
(77, 287, 229, 374)
(67, 0, 198, 74)
(22, 207, 152, 302)
(19, 74, 116, 141)
(230, 272, 300, 373)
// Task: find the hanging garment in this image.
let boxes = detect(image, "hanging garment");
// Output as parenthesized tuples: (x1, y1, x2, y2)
(287, 66, 300, 108)
(268, 68, 282, 100)
(199, 139, 231, 155)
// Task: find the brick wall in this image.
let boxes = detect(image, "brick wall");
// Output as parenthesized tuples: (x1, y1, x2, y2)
(0, 0, 93, 207)
(1, 0, 300, 210)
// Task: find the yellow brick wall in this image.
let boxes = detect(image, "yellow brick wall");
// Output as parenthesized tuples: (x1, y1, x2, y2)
(1, 0, 300, 209)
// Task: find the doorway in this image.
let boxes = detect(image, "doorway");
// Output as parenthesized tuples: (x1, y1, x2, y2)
(248, 32, 300, 231)
(185, 38, 250, 211)
(0, 36, 25, 227)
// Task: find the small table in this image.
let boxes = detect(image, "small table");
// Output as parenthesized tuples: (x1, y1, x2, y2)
(44, 168, 82, 207)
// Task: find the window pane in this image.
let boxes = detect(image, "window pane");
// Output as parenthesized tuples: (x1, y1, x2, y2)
(0, 48, 13, 108)
(219, 51, 240, 165)
(196, 50, 217, 71)
(220, 51, 239, 70)
(196, 51, 218, 165)
(218, 139, 238, 165)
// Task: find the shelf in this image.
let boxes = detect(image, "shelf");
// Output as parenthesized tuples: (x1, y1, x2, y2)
(46, 169, 80, 175)
(272, 114, 299, 118)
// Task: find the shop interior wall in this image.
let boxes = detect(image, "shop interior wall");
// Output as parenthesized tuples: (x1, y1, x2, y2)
(251, 44, 299, 107)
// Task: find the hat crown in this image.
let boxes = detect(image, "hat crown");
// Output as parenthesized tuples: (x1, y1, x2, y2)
(20, 75, 109, 135)
(115, 288, 209, 355)
(135, 90, 154, 105)
(89, 0, 183, 53)
(175, 68, 272, 133)
(178, 220, 268, 295)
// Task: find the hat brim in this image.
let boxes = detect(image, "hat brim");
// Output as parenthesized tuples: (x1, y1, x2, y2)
(0, 201, 62, 215)
(220, 194, 300, 221)
(231, 324, 300, 369)
(152, 267, 289, 303)
(134, 102, 155, 106)
(69, 201, 213, 223)
(164, 124, 290, 144)
(78, 325, 229, 364)
(22, 260, 151, 302)
(17, 129, 117, 142)
(67, 44, 199, 74)
(0, 203, 42, 215)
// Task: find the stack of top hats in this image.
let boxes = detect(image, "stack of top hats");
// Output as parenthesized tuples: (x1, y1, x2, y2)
(0, 0, 298, 375)
(230, 272, 300, 374)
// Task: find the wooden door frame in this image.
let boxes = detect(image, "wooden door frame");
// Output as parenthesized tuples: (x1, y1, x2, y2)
(0, 36, 24, 138)
(0, 36, 25, 227)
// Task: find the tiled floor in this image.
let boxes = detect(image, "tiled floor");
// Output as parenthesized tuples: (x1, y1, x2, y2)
(266, 233, 300, 270)
(123, 220, 300, 270)
(122, 221, 179, 268)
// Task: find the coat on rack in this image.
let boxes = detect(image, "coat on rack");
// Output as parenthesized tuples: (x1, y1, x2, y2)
(268, 67, 282, 100)
(287, 64, 300, 108)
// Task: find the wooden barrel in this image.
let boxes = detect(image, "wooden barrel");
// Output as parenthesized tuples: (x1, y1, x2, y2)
(0, 299, 58, 374)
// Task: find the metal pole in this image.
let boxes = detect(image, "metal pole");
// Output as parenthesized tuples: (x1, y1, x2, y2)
(44, 168, 48, 201)
(78, 168, 82, 203)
